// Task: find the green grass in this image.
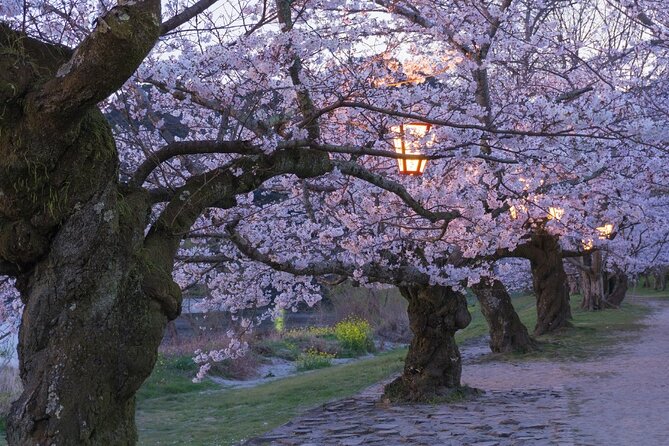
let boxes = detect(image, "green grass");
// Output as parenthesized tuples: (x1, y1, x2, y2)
(137, 355, 218, 401)
(136, 349, 407, 445)
(135, 296, 531, 446)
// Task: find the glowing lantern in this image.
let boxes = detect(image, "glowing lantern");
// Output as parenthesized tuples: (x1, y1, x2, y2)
(392, 123, 431, 175)
(596, 223, 614, 239)
(582, 239, 594, 251)
(509, 205, 518, 220)
(547, 207, 564, 220)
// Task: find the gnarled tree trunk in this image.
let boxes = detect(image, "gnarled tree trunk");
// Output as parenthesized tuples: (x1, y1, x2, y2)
(471, 278, 535, 353)
(7, 186, 178, 445)
(602, 270, 628, 308)
(384, 285, 471, 402)
(580, 251, 605, 311)
(525, 233, 572, 336)
(0, 10, 180, 443)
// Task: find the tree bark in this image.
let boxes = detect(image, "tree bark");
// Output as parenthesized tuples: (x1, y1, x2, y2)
(7, 186, 177, 445)
(0, 8, 190, 444)
(602, 271, 628, 308)
(526, 234, 572, 335)
(384, 285, 471, 402)
(471, 278, 535, 353)
(580, 251, 605, 311)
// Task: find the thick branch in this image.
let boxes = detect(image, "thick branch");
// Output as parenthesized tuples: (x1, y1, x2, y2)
(226, 221, 430, 286)
(130, 140, 260, 188)
(28, 0, 161, 122)
(142, 147, 331, 269)
(0, 23, 71, 106)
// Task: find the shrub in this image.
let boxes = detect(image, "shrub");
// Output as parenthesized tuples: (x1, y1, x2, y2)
(334, 318, 375, 356)
(295, 349, 335, 371)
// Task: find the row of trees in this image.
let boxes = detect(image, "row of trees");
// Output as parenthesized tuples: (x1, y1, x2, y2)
(1, 0, 669, 444)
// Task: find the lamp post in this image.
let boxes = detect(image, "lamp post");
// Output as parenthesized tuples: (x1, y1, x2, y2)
(392, 122, 431, 175)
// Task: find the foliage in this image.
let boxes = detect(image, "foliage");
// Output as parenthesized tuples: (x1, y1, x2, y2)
(334, 318, 375, 356)
(295, 349, 336, 371)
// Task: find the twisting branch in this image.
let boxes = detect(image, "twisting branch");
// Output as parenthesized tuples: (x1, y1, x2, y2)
(140, 146, 331, 317)
(130, 140, 260, 188)
(334, 160, 460, 224)
(30, 0, 161, 122)
(225, 220, 431, 286)
(160, 0, 221, 35)
(275, 0, 320, 140)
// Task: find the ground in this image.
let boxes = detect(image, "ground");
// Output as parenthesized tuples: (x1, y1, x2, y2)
(244, 294, 669, 446)
(2, 292, 666, 445)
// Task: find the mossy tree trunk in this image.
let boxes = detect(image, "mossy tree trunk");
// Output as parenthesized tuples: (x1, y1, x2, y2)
(7, 186, 180, 445)
(568, 253, 629, 310)
(1, 11, 335, 443)
(384, 285, 471, 402)
(471, 278, 535, 353)
(0, 9, 180, 445)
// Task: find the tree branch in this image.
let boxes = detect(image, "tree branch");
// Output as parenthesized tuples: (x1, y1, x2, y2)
(130, 140, 260, 188)
(160, 0, 221, 35)
(29, 0, 161, 122)
(225, 220, 431, 286)
(334, 160, 460, 224)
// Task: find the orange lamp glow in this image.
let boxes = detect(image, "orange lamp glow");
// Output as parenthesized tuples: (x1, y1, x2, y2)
(596, 223, 614, 239)
(547, 207, 564, 221)
(392, 123, 431, 175)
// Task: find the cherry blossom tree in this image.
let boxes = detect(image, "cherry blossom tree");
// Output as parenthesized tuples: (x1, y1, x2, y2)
(1, 0, 669, 443)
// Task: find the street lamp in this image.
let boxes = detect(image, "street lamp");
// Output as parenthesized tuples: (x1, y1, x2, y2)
(392, 122, 431, 175)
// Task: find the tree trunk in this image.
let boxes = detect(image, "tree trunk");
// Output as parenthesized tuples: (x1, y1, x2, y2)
(6, 184, 178, 445)
(471, 278, 535, 353)
(527, 234, 572, 336)
(580, 251, 604, 311)
(602, 271, 628, 308)
(384, 285, 471, 402)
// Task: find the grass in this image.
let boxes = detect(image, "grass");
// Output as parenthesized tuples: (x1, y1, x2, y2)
(136, 349, 407, 445)
(137, 355, 218, 401)
(525, 299, 650, 361)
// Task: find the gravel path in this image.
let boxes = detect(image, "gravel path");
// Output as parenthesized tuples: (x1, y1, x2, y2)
(244, 297, 669, 446)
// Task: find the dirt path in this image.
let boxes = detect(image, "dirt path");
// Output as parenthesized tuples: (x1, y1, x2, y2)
(245, 297, 669, 445)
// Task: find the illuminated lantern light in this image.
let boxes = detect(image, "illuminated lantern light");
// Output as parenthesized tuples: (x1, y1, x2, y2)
(582, 239, 594, 251)
(547, 207, 564, 220)
(392, 123, 431, 175)
(509, 205, 518, 220)
(596, 223, 614, 239)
